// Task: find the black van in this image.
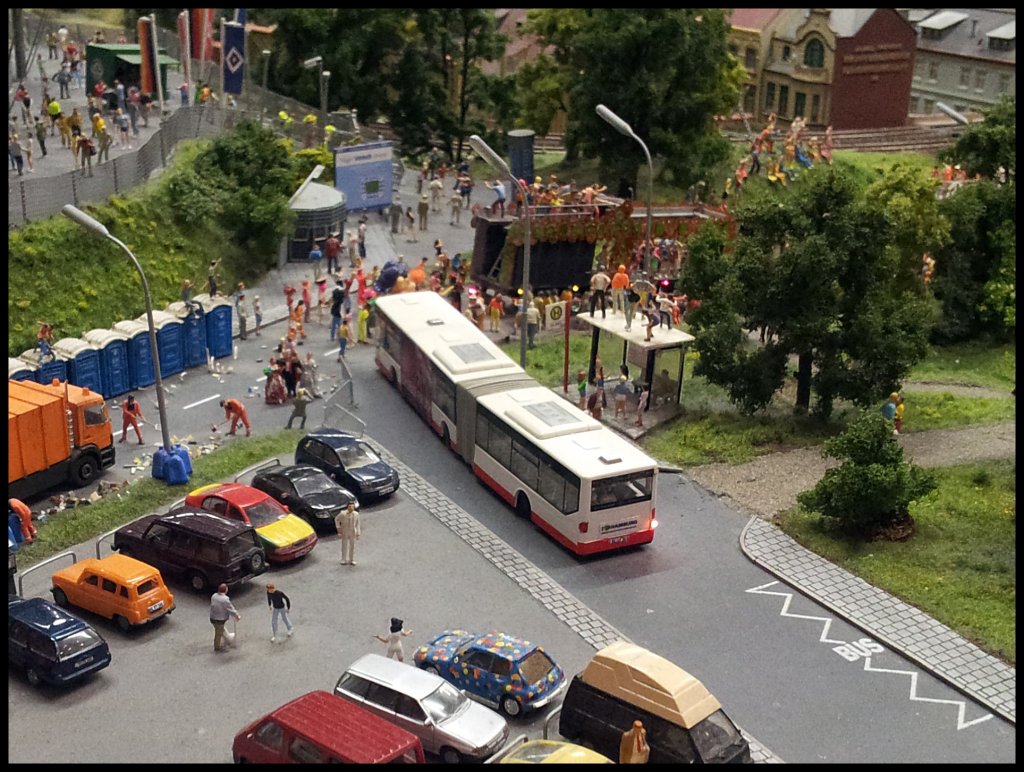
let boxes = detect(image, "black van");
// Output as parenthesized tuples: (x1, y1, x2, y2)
(113, 507, 266, 592)
(558, 642, 751, 764)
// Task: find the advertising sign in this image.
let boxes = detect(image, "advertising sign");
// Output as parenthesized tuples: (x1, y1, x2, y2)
(334, 141, 394, 213)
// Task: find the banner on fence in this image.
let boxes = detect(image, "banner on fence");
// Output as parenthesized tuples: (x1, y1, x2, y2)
(221, 21, 246, 96)
(334, 141, 394, 213)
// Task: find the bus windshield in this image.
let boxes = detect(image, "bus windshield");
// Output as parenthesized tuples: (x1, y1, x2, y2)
(590, 470, 654, 511)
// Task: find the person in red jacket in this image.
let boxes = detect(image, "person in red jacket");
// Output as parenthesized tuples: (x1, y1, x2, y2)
(120, 394, 145, 444)
(220, 398, 251, 436)
(8, 498, 37, 542)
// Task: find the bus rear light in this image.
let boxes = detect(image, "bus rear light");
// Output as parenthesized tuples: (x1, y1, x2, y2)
(651, 508, 658, 529)
(651, 518, 659, 529)
(578, 521, 589, 533)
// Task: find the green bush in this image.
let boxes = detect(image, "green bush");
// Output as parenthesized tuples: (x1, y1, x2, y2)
(797, 411, 936, 536)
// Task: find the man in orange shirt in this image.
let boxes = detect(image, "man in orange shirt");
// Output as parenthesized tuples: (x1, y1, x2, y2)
(488, 292, 504, 332)
(120, 394, 145, 444)
(407, 256, 428, 289)
(220, 399, 251, 436)
(610, 264, 631, 317)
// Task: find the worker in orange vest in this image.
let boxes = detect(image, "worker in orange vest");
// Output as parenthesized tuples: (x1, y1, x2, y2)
(120, 394, 145, 444)
(220, 398, 251, 436)
(8, 498, 37, 542)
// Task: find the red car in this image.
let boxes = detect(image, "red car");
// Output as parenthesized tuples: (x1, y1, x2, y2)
(185, 483, 317, 564)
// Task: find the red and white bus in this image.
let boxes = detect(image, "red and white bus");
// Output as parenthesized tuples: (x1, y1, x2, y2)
(374, 291, 659, 555)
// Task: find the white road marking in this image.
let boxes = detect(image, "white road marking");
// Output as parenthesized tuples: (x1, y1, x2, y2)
(182, 394, 221, 410)
(747, 580, 994, 731)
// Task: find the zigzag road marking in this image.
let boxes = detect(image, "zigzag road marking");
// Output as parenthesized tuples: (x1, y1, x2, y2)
(862, 660, 994, 731)
(747, 581, 993, 731)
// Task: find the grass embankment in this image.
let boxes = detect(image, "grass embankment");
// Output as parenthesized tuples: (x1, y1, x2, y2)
(777, 461, 1016, 664)
(15, 431, 305, 567)
(504, 333, 1014, 466)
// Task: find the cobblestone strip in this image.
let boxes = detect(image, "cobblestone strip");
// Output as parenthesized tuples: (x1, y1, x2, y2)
(741, 517, 1015, 725)
(370, 436, 783, 763)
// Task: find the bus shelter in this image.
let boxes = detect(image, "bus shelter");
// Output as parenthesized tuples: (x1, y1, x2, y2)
(577, 313, 694, 412)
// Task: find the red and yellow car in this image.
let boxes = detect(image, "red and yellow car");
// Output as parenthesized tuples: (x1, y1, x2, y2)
(185, 483, 317, 563)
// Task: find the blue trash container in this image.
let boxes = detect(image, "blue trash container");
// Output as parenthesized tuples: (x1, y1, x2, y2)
(192, 292, 234, 359)
(19, 347, 68, 385)
(9, 357, 37, 382)
(83, 329, 132, 400)
(52, 338, 105, 396)
(141, 311, 185, 377)
(166, 300, 209, 368)
(112, 319, 156, 389)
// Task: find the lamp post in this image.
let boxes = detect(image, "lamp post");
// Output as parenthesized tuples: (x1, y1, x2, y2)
(321, 70, 331, 143)
(62, 205, 189, 484)
(260, 49, 271, 126)
(596, 104, 654, 275)
(468, 134, 530, 369)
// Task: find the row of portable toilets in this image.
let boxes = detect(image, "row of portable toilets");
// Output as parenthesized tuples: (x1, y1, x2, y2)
(8, 293, 235, 400)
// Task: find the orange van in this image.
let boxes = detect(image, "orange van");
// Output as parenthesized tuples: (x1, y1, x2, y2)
(50, 553, 175, 632)
(232, 690, 425, 764)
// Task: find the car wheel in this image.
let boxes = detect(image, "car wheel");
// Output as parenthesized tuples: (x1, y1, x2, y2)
(441, 424, 452, 450)
(188, 570, 208, 592)
(500, 695, 522, 717)
(26, 668, 42, 687)
(249, 552, 266, 573)
(115, 614, 132, 632)
(440, 746, 464, 764)
(514, 492, 531, 519)
(52, 587, 69, 608)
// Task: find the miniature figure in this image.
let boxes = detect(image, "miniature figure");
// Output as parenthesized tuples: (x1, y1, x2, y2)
(334, 501, 360, 565)
(374, 617, 413, 662)
(619, 720, 650, 764)
(210, 583, 241, 653)
(119, 393, 145, 445)
(266, 582, 294, 643)
(286, 387, 313, 430)
(219, 398, 251, 436)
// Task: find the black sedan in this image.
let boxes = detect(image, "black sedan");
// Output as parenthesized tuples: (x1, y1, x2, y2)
(295, 429, 400, 501)
(251, 465, 358, 531)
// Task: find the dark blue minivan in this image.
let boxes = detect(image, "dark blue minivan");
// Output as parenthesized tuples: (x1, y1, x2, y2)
(8, 595, 112, 687)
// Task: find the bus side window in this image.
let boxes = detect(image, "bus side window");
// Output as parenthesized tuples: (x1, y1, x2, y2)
(489, 424, 512, 467)
(476, 412, 490, 449)
(563, 478, 579, 514)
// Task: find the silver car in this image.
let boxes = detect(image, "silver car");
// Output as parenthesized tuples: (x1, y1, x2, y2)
(335, 653, 509, 763)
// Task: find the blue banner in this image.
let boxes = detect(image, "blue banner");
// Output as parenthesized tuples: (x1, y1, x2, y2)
(234, 8, 247, 25)
(221, 21, 245, 95)
(334, 141, 395, 213)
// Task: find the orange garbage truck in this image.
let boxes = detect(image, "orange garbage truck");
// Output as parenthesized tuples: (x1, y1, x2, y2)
(8, 379, 116, 500)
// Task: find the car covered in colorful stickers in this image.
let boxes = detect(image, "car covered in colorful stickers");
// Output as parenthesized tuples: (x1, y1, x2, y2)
(414, 630, 566, 717)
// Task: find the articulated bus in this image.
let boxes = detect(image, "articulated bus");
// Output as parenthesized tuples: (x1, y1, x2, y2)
(374, 291, 659, 555)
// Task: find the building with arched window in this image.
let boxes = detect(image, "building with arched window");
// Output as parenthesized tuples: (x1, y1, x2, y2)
(728, 9, 917, 130)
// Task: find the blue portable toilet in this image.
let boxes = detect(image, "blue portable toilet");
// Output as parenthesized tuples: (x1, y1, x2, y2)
(52, 338, 104, 396)
(19, 347, 68, 384)
(192, 292, 234, 359)
(9, 357, 37, 382)
(166, 300, 208, 368)
(83, 329, 132, 399)
(142, 310, 185, 377)
(112, 319, 156, 389)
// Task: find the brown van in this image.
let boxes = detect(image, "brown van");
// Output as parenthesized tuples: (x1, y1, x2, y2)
(558, 641, 751, 764)
(232, 690, 426, 764)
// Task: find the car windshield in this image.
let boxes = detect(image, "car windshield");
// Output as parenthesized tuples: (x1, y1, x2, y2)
(517, 649, 555, 684)
(244, 499, 287, 527)
(337, 441, 380, 470)
(421, 681, 469, 724)
(293, 474, 338, 496)
(226, 531, 259, 559)
(56, 629, 102, 661)
(691, 709, 743, 762)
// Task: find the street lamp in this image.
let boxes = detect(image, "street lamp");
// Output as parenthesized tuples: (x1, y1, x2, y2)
(260, 49, 271, 126)
(468, 134, 531, 369)
(321, 70, 331, 142)
(596, 104, 654, 275)
(61, 205, 190, 485)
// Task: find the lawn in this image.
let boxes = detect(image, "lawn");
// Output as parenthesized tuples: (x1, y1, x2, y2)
(776, 461, 1016, 664)
(14, 431, 306, 567)
(909, 341, 1016, 391)
(901, 390, 1015, 432)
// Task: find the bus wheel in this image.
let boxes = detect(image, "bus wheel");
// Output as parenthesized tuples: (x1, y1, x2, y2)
(514, 493, 531, 519)
(441, 425, 451, 450)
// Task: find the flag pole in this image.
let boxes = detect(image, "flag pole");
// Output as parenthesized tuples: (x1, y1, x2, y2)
(219, 17, 225, 102)
(181, 10, 192, 106)
(150, 15, 165, 119)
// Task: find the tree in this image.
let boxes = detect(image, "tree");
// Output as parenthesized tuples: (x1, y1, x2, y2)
(797, 411, 936, 538)
(941, 96, 1015, 178)
(523, 9, 742, 193)
(682, 167, 935, 418)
